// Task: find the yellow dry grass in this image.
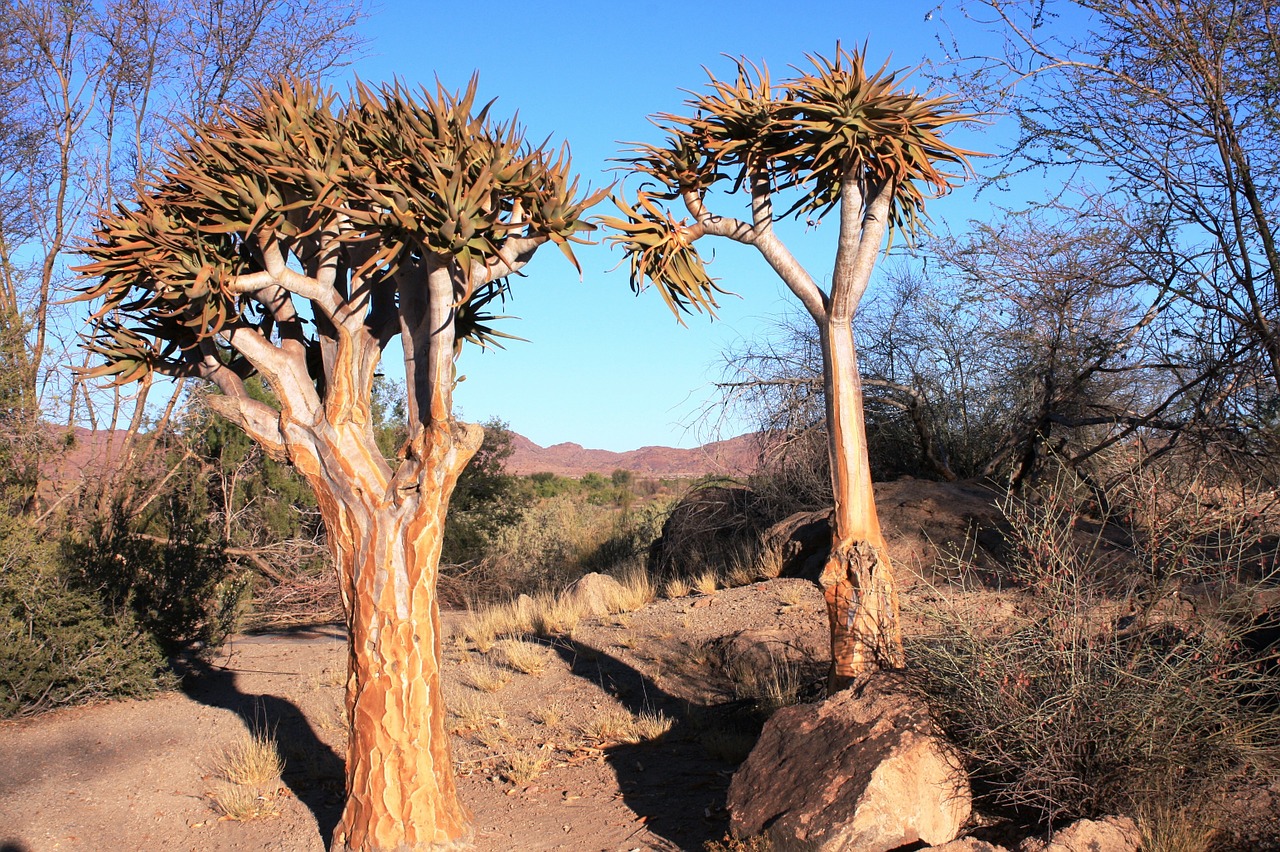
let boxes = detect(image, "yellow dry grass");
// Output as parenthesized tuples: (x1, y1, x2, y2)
(495, 638, 552, 675)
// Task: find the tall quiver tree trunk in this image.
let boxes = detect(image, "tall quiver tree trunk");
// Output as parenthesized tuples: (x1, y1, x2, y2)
(290, 419, 482, 851)
(76, 78, 605, 852)
(605, 46, 973, 692)
(816, 175, 905, 691)
(818, 313, 904, 690)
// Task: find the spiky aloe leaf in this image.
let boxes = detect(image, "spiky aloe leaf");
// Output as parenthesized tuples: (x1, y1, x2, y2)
(600, 193, 731, 322)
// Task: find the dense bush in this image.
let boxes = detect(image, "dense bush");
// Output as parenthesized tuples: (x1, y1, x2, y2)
(441, 420, 529, 565)
(0, 515, 171, 717)
(67, 522, 251, 652)
(908, 467, 1280, 833)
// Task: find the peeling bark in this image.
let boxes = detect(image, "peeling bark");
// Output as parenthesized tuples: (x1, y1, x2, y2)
(285, 418, 482, 852)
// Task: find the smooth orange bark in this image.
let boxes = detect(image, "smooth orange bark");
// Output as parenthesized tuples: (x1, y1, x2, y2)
(818, 318, 904, 690)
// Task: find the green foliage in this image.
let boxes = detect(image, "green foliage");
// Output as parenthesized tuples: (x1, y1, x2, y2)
(192, 381, 322, 548)
(0, 305, 43, 512)
(440, 482, 672, 605)
(579, 472, 607, 490)
(372, 376, 409, 463)
(0, 515, 170, 717)
(441, 419, 528, 565)
(527, 471, 575, 498)
(66, 507, 250, 653)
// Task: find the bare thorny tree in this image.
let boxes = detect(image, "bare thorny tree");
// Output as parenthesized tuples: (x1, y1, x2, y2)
(943, 0, 1280, 476)
(0, 0, 368, 525)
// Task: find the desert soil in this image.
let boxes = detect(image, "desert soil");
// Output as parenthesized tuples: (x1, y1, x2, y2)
(0, 575, 829, 852)
(0, 479, 1004, 852)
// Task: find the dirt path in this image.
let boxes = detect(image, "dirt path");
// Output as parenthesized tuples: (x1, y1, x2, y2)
(0, 579, 827, 852)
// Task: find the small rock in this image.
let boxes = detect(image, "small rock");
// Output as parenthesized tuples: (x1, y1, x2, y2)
(561, 572, 625, 616)
(927, 839, 1010, 852)
(1018, 816, 1140, 852)
(729, 672, 971, 852)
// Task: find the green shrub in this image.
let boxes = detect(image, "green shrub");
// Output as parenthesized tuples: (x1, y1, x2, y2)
(0, 516, 170, 717)
(66, 519, 250, 652)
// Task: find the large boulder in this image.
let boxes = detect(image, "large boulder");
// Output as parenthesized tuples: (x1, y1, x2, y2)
(729, 673, 971, 852)
(712, 627, 825, 673)
(1018, 816, 1141, 852)
(758, 479, 1007, 585)
(647, 485, 770, 579)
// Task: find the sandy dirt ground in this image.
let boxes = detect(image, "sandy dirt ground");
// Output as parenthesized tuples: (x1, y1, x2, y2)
(0, 577, 828, 852)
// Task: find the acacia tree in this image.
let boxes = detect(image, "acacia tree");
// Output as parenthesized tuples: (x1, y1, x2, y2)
(77, 78, 603, 851)
(605, 47, 974, 687)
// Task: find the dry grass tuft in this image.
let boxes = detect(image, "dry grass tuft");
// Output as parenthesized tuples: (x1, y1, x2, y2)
(692, 570, 719, 595)
(579, 706, 634, 741)
(631, 709, 674, 742)
(495, 638, 552, 675)
(580, 706, 672, 744)
(474, 725, 515, 749)
(775, 582, 807, 607)
(662, 576, 692, 599)
(215, 729, 284, 787)
(607, 564, 657, 612)
(529, 706, 564, 728)
(449, 693, 502, 732)
(501, 752, 549, 786)
(1136, 797, 1219, 852)
(206, 727, 284, 821)
(727, 654, 802, 715)
(723, 560, 757, 589)
(463, 660, 511, 693)
(530, 591, 584, 638)
(755, 546, 785, 580)
(208, 781, 280, 821)
(460, 597, 537, 652)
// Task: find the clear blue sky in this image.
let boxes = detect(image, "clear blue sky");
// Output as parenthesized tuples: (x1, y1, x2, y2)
(344, 1, 1008, 451)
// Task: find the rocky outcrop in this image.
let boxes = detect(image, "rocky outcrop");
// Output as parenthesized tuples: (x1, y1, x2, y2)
(647, 486, 771, 580)
(756, 479, 1007, 585)
(729, 673, 971, 852)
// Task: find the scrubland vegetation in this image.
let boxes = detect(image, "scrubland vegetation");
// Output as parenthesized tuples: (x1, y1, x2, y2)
(4, 0, 1280, 847)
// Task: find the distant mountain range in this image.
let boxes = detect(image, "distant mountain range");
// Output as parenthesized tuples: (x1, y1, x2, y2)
(46, 426, 761, 484)
(506, 431, 759, 479)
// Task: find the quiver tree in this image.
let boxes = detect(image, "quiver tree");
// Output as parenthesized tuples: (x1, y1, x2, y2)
(76, 77, 603, 851)
(604, 47, 974, 688)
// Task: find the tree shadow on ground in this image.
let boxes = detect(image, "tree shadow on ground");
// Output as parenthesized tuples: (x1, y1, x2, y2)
(551, 638, 761, 850)
(178, 633, 345, 846)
